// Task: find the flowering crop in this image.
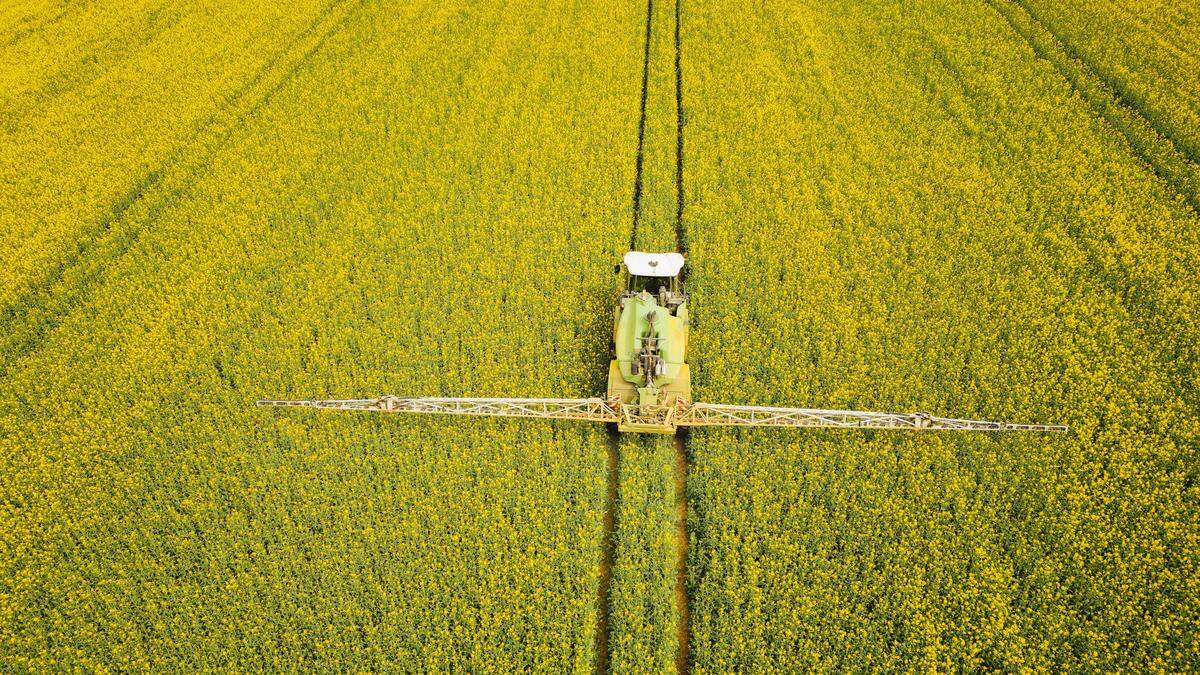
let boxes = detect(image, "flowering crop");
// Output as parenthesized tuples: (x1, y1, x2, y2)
(683, 0, 1199, 670)
(0, 0, 348, 316)
(4, 0, 1198, 670)
(0, 0, 645, 669)
(608, 436, 678, 671)
(1017, 0, 1200, 171)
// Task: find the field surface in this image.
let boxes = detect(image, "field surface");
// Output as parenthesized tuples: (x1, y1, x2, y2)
(2, 0, 1197, 671)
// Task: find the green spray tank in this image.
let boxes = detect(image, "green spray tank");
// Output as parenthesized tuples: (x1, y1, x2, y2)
(258, 252, 1067, 435)
(607, 252, 692, 432)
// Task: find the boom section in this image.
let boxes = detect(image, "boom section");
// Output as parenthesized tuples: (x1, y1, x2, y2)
(257, 397, 621, 423)
(256, 398, 1066, 432)
(675, 402, 1067, 432)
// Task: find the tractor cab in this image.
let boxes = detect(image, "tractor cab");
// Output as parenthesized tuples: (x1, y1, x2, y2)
(619, 251, 686, 314)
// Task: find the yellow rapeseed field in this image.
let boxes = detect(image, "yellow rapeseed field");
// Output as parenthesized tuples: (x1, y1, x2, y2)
(1, 0, 646, 669)
(0, 0, 345, 314)
(1020, 0, 1200, 167)
(2, 0, 1197, 671)
(684, 0, 1198, 670)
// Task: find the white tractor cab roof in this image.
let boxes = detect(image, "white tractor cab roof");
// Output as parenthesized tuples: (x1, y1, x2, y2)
(624, 251, 685, 278)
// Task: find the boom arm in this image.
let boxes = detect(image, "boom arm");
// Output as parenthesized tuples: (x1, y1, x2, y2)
(675, 402, 1067, 432)
(258, 397, 1066, 432)
(257, 397, 620, 423)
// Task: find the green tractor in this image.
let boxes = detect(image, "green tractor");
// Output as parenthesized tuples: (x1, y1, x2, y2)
(607, 252, 691, 433)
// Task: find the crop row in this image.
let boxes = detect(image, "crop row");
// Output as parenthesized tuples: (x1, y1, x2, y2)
(0, 0, 348, 314)
(682, 0, 1198, 670)
(607, 435, 678, 671)
(0, 0, 643, 669)
(1017, 0, 1200, 168)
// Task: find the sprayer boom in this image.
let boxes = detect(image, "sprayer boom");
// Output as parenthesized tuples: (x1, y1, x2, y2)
(258, 397, 621, 422)
(257, 397, 1065, 433)
(676, 402, 1067, 432)
(258, 252, 1066, 434)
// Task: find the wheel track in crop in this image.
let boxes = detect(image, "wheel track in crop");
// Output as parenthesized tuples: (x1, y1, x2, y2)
(673, 432, 691, 674)
(672, 0, 686, 249)
(671, 3, 690, 670)
(0, 0, 365, 380)
(629, 0, 655, 243)
(985, 0, 1200, 215)
(0, 2, 181, 125)
(1011, 0, 1200, 166)
(616, 0, 690, 669)
(595, 427, 619, 673)
(0, 2, 84, 49)
(986, 0, 1200, 425)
